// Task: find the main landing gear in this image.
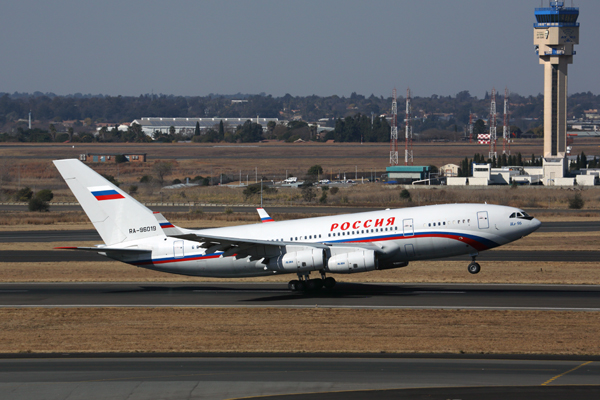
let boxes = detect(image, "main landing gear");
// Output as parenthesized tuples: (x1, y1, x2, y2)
(468, 255, 481, 274)
(288, 271, 336, 292)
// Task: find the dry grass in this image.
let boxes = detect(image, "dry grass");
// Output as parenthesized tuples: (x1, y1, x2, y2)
(4, 141, 600, 209)
(2, 260, 599, 285)
(2, 308, 599, 355)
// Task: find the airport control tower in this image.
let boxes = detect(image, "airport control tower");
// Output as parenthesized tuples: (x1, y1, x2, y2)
(533, 1, 579, 182)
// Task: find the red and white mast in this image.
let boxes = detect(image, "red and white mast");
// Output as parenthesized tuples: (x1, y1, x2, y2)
(503, 87, 510, 155)
(404, 88, 413, 165)
(489, 88, 497, 160)
(390, 88, 398, 166)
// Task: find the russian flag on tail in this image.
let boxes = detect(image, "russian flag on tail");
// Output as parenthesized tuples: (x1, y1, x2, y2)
(89, 186, 125, 201)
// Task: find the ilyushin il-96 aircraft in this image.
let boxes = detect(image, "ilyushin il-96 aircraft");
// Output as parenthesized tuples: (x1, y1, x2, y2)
(54, 159, 541, 292)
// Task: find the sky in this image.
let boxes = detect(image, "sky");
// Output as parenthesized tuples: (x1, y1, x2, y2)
(1, 0, 598, 99)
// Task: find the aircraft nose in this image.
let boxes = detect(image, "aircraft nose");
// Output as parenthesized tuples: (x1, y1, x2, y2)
(530, 218, 542, 233)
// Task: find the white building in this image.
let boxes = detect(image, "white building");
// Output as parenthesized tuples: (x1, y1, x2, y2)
(131, 117, 282, 137)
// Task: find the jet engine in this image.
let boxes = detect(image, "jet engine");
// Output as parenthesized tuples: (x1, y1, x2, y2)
(326, 249, 377, 274)
(268, 248, 326, 272)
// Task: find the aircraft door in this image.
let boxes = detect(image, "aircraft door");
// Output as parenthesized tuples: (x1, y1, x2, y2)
(173, 240, 184, 258)
(403, 219, 414, 237)
(477, 211, 489, 229)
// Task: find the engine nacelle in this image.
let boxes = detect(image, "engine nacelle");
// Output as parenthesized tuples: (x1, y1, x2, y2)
(268, 248, 326, 272)
(326, 250, 377, 274)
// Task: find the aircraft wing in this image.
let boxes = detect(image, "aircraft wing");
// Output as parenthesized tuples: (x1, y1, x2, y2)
(170, 233, 387, 257)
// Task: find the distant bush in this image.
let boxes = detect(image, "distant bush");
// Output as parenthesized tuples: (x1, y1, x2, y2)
(172, 179, 182, 184)
(568, 193, 584, 209)
(140, 175, 153, 183)
(329, 187, 339, 195)
(35, 189, 54, 202)
(101, 174, 120, 187)
(15, 187, 33, 202)
(28, 189, 53, 212)
(28, 196, 49, 212)
(115, 154, 128, 163)
(400, 189, 411, 200)
(129, 185, 138, 195)
(319, 192, 328, 204)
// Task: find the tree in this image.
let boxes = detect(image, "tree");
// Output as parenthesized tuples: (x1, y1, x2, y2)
(101, 174, 120, 187)
(16, 187, 33, 201)
(28, 196, 49, 212)
(307, 165, 323, 177)
(236, 120, 263, 142)
(35, 189, 53, 202)
(302, 186, 316, 202)
(473, 119, 486, 134)
(194, 121, 200, 136)
(153, 162, 173, 185)
(28, 189, 53, 211)
(218, 120, 225, 141)
(569, 193, 584, 209)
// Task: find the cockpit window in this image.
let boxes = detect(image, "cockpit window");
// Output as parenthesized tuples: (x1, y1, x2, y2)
(509, 212, 516, 218)
(516, 210, 534, 220)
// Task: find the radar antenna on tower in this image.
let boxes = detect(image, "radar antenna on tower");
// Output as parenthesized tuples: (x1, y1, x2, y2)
(404, 88, 413, 165)
(390, 88, 399, 166)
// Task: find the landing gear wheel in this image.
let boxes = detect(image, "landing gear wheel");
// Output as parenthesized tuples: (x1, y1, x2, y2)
(468, 262, 481, 274)
(312, 278, 324, 290)
(288, 280, 300, 291)
(306, 280, 318, 291)
(323, 277, 337, 289)
(296, 280, 306, 292)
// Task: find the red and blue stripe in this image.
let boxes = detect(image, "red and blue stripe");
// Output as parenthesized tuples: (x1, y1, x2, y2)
(91, 189, 125, 201)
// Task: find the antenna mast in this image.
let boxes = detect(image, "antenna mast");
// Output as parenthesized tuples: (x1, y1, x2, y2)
(404, 88, 413, 165)
(503, 87, 510, 155)
(468, 112, 474, 143)
(390, 88, 399, 166)
(489, 88, 497, 160)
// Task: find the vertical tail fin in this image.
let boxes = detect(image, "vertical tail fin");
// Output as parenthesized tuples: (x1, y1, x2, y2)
(53, 159, 164, 246)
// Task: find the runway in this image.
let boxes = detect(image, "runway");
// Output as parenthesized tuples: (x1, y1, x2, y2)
(1, 282, 599, 311)
(0, 356, 598, 400)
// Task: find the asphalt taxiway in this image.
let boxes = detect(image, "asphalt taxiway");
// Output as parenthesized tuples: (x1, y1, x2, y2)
(1, 282, 599, 311)
(0, 356, 598, 400)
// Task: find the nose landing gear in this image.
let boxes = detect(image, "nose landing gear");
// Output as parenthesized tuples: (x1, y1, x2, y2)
(468, 255, 481, 274)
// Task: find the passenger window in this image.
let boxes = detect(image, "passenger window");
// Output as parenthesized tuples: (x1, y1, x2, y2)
(443, 222, 446, 226)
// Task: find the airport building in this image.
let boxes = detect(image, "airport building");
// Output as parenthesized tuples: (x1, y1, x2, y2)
(448, 2, 591, 186)
(131, 117, 281, 137)
(534, 1, 579, 183)
(385, 166, 433, 184)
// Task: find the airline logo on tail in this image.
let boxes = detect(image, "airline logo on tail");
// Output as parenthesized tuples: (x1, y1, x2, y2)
(89, 186, 125, 201)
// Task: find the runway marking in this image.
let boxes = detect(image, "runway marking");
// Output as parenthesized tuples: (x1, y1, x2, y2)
(541, 361, 593, 386)
(411, 291, 466, 294)
(192, 290, 291, 293)
(1, 305, 600, 312)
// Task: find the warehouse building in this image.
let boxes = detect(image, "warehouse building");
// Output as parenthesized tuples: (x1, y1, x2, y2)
(131, 117, 282, 137)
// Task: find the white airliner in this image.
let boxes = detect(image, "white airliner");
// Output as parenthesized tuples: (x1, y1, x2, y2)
(54, 159, 541, 291)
